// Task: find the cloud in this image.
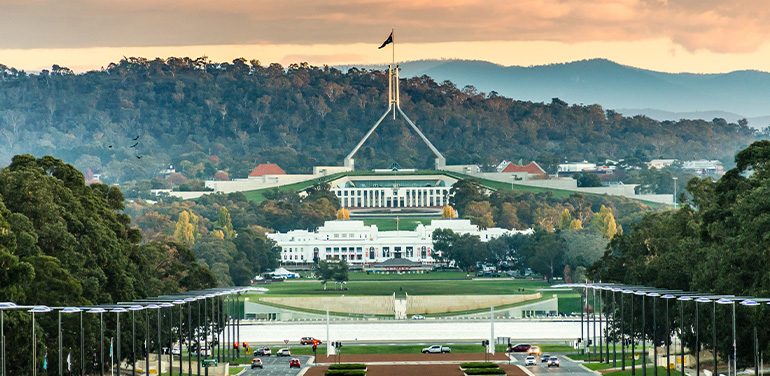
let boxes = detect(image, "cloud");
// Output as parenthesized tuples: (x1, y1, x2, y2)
(0, 0, 768, 53)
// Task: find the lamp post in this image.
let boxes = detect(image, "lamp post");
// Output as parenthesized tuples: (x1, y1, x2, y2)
(0, 302, 16, 376)
(127, 306, 143, 376)
(173, 299, 184, 375)
(634, 291, 647, 376)
(622, 289, 633, 372)
(30, 306, 52, 376)
(160, 303, 173, 375)
(612, 288, 621, 367)
(716, 298, 736, 376)
(110, 307, 128, 374)
(646, 292, 660, 376)
(60, 308, 84, 376)
(87, 307, 107, 376)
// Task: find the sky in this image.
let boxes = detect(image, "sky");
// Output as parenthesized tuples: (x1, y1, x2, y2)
(2, 0, 770, 74)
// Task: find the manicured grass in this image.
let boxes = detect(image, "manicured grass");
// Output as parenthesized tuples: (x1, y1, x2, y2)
(536, 344, 574, 353)
(603, 367, 683, 376)
(557, 294, 582, 314)
(280, 344, 509, 355)
(228, 366, 243, 375)
(256, 279, 551, 297)
(347, 271, 470, 280)
(362, 217, 434, 231)
(583, 362, 614, 370)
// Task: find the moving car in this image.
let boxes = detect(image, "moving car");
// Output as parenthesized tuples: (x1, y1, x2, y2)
(251, 358, 263, 369)
(508, 344, 531, 353)
(171, 347, 181, 356)
(254, 347, 271, 356)
(276, 348, 291, 357)
(189, 346, 210, 356)
(541, 354, 551, 363)
(547, 357, 560, 367)
(411, 314, 425, 320)
(527, 346, 541, 355)
(289, 358, 301, 368)
(525, 356, 536, 366)
(421, 345, 451, 353)
(300, 337, 322, 345)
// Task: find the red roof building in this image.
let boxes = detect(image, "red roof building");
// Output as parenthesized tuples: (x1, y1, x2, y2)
(248, 163, 286, 177)
(502, 162, 547, 176)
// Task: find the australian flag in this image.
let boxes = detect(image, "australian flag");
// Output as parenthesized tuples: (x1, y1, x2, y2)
(378, 32, 393, 49)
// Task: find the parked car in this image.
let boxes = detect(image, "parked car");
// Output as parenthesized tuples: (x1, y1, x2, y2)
(525, 356, 536, 366)
(411, 314, 425, 320)
(547, 357, 560, 367)
(527, 346, 541, 355)
(171, 347, 181, 356)
(254, 347, 271, 356)
(289, 358, 301, 368)
(507, 344, 531, 352)
(276, 348, 291, 357)
(541, 354, 551, 363)
(421, 345, 451, 354)
(251, 358, 263, 369)
(300, 337, 322, 345)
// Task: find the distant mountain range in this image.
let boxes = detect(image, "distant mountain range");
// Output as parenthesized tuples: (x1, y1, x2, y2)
(343, 59, 770, 128)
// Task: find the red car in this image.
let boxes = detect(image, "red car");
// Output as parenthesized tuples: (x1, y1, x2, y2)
(507, 344, 531, 353)
(289, 358, 301, 368)
(300, 337, 322, 345)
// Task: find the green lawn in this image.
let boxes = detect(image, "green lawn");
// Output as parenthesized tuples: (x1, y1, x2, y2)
(255, 279, 551, 297)
(603, 367, 683, 376)
(228, 366, 243, 375)
(362, 217, 434, 231)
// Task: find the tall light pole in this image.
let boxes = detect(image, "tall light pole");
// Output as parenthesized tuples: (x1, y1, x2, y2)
(0, 302, 17, 376)
(127, 306, 143, 376)
(30, 306, 52, 376)
(87, 307, 107, 376)
(716, 298, 736, 376)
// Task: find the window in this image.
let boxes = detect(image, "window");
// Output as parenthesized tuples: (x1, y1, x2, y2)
(421, 246, 427, 258)
(406, 247, 413, 257)
(383, 247, 390, 257)
(369, 247, 375, 259)
(357, 254, 362, 260)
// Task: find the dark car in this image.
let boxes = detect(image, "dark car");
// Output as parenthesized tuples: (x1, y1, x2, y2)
(507, 343, 531, 352)
(254, 347, 271, 356)
(547, 357, 560, 367)
(541, 354, 551, 363)
(289, 358, 301, 368)
(251, 358, 263, 369)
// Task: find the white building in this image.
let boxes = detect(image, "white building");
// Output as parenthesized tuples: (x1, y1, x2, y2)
(557, 161, 597, 174)
(266, 218, 532, 266)
(330, 174, 456, 209)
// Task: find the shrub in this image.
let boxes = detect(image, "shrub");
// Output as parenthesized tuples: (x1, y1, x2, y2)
(460, 362, 499, 369)
(328, 364, 367, 370)
(464, 368, 506, 375)
(324, 370, 367, 376)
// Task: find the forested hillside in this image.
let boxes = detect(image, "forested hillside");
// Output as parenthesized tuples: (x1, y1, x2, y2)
(0, 58, 759, 186)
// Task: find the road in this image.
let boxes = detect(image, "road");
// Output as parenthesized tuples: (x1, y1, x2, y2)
(239, 355, 311, 376)
(508, 352, 594, 375)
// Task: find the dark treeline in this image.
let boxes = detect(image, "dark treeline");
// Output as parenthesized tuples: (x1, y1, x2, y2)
(0, 154, 216, 375)
(0, 57, 759, 187)
(588, 141, 770, 369)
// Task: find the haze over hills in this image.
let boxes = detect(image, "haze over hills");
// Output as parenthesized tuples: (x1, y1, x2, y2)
(347, 59, 770, 128)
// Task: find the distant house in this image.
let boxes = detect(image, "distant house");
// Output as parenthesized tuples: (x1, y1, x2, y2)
(501, 162, 547, 178)
(248, 163, 286, 178)
(682, 160, 724, 177)
(647, 159, 677, 169)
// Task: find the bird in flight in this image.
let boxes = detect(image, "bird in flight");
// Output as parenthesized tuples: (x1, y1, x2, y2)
(130, 142, 139, 148)
(132, 135, 140, 141)
(136, 155, 142, 159)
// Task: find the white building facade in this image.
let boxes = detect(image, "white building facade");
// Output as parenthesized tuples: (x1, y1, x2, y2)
(267, 219, 532, 266)
(329, 176, 455, 209)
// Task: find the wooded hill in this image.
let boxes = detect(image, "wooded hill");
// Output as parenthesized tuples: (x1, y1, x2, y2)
(0, 58, 759, 186)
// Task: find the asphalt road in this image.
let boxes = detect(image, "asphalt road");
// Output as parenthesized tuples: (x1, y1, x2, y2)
(509, 352, 594, 375)
(240, 355, 311, 376)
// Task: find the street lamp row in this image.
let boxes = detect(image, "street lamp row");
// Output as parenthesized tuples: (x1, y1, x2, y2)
(558, 283, 766, 376)
(0, 286, 266, 376)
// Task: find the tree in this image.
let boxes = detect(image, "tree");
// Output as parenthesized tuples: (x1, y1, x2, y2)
(568, 219, 583, 230)
(558, 209, 571, 230)
(520, 230, 564, 279)
(313, 259, 348, 290)
(590, 205, 618, 239)
(217, 207, 236, 240)
(574, 172, 602, 187)
(174, 210, 196, 246)
(464, 200, 495, 229)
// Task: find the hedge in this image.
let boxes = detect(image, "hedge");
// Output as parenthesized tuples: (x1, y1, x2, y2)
(328, 364, 367, 370)
(324, 370, 367, 376)
(460, 363, 499, 369)
(464, 368, 506, 375)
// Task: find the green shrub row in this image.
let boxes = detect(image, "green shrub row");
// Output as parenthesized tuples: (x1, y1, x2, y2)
(460, 362, 500, 369)
(464, 368, 506, 375)
(328, 364, 367, 370)
(324, 370, 367, 376)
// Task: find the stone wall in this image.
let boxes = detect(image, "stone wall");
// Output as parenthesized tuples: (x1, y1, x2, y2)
(261, 296, 396, 315)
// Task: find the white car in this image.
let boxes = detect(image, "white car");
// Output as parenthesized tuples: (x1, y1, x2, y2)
(171, 347, 181, 355)
(525, 356, 536, 366)
(411, 315, 425, 320)
(276, 348, 291, 357)
(190, 347, 210, 356)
